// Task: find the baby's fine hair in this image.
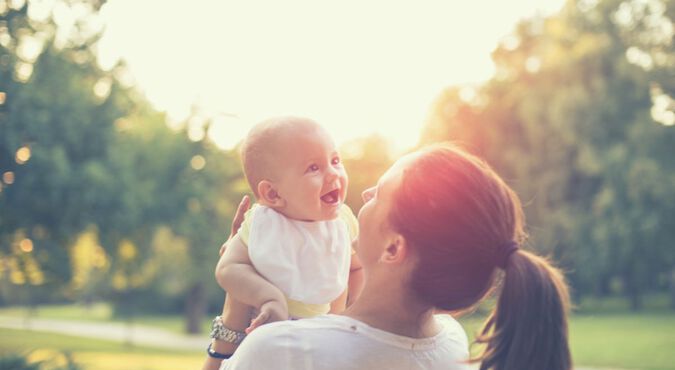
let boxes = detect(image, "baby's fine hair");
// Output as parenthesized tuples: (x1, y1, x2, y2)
(240, 116, 321, 197)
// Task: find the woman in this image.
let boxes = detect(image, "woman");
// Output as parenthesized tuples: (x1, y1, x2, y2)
(204, 143, 572, 370)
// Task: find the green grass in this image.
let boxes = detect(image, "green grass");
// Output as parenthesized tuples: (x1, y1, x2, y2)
(457, 312, 675, 370)
(0, 328, 203, 370)
(569, 313, 675, 370)
(0, 328, 179, 354)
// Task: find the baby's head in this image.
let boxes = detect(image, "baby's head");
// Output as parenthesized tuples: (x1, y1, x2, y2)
(241, 116, 348, 221)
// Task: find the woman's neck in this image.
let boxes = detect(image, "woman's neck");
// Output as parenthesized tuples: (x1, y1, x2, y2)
(343, 280, 439, 338)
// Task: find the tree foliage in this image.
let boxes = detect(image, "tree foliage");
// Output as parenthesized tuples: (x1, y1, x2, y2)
(0, 0, 247, 331)
(0, 0, 132, 292)
(421, 0, 675, 308)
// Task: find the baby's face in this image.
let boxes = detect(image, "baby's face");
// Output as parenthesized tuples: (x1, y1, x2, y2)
(273, 127, 348, 221)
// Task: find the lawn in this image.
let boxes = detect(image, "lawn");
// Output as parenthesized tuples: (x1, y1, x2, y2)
(0, 328, 203, 370)
(569, 314, 675, 370)
(456, 312, 675, 370)
(2, 303, 675, 370)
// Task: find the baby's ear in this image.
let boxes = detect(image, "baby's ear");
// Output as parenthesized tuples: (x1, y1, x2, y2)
(257, 180, 286, 208)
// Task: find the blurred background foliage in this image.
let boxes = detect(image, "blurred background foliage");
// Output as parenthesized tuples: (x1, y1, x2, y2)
(421, 0, 675, 311)
(0, 0, 673, 341)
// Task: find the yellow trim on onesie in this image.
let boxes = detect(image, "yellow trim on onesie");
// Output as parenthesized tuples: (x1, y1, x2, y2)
(337, 203, 359, 241)
(286, 298, 330, 318)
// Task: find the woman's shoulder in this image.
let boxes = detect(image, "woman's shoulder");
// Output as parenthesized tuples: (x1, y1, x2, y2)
(222, 316, 347, 369)
(434, 314, 470, 348)
(229, 315, 363, 358)
(224, 315, 471, 370)
(241, 314, 468, 347)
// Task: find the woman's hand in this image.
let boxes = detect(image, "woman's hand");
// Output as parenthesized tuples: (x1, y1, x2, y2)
(219, 195, 251, 256)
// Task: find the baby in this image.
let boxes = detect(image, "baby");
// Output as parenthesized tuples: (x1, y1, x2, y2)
(209, 116, 361, 358)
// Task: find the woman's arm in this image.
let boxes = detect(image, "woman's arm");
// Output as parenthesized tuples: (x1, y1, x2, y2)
(203, 197, 255, 370)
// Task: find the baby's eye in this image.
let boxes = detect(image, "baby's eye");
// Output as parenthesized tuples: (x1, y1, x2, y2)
(307, 164, 320, 173)
(331, 157, 341, 165)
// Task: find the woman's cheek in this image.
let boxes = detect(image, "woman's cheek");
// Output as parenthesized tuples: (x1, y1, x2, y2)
(356, 206, 378, 263)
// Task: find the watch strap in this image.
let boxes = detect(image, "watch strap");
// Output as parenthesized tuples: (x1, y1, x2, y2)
(207, 342, 233, 359)
(210, 315, 247, 345)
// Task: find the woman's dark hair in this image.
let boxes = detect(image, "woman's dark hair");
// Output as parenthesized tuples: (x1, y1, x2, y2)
(389, 143, 572, 370)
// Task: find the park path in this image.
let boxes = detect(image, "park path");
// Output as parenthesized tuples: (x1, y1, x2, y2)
(0, 315, 206, 351)
(0, 315, 630, 370)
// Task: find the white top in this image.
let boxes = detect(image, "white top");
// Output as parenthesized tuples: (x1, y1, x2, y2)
(246, 205, 353, 305)
(220, 314, 471, 370)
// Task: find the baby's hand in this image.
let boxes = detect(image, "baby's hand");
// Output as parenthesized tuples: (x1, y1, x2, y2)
(246, 299, 288, 334)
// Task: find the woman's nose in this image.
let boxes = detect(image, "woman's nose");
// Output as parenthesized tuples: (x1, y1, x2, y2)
(362, 187, 374, 202)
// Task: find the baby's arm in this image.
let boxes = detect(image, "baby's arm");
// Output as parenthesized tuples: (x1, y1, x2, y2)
(347, 248, 364, 306)
(215, 234, 288, 331)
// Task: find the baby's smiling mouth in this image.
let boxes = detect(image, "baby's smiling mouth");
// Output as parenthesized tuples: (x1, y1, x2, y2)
(320, 189, 340, 204)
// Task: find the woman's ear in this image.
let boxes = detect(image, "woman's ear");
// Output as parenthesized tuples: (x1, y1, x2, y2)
(379, 234, 409, 265)
(257, 180, 286, 208)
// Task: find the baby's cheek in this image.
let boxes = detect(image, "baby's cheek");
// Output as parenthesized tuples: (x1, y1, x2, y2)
(341, 173, 349, 187)
(315, 177, 327, 188)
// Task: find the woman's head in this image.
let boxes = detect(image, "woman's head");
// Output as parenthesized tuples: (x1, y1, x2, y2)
(390, 144, 525, 311)
(357, 143, 571, 370)
(357, 144, 523, 305)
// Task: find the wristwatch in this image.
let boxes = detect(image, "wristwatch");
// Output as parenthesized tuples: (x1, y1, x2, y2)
(210, 315, 246, 345)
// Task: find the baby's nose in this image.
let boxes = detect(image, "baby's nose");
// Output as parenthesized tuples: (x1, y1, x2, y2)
(326, 166, 340, 181)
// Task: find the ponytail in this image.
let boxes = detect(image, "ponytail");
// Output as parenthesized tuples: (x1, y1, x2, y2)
(475, 250, 572, 370)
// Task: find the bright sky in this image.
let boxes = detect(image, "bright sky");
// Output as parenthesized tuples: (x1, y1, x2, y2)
(95, 0, 564, 152)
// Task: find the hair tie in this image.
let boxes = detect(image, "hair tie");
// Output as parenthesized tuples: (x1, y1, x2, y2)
(497, 241, 519, 269)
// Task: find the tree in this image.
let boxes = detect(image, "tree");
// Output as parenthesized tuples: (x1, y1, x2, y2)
(0, 0, 132, 298)
(341, 135, 394, 214)
(420, 0, 675, 308)
(0, 1, 251, 331)
(99, 109, 247, 332)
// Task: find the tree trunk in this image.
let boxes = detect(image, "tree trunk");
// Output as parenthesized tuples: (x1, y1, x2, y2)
(598, 273, 611, 296)
(670, 267, 675, 310)
(624, 274, 643, 311)
(185, 281, 207, 334)
(628, 289, 642, 311)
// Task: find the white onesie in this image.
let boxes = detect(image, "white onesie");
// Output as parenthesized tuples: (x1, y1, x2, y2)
(237, 204, 358, 318)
